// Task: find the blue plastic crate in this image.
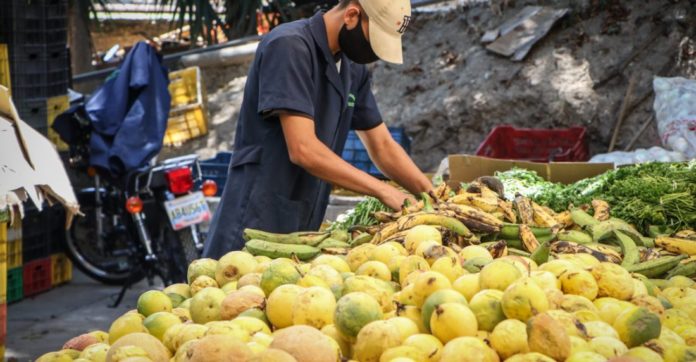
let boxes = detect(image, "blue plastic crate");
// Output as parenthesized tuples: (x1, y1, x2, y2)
(194, 152, 232, 197)
(341, 127, 410, 179)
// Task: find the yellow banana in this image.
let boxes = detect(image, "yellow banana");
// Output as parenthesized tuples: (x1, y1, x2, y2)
(432, 182, 453, 202)
(674, 229, 696, 240)
(519, 224, 540, 252)
(591, 199, 610, 221)
(371, 222, 400, 244)
(531, 202, 561, 228)
(498, 199, 517, 223)
(485, 240, 508, 258)
(514, 194, 535, 225)
(554, 210, 574, 228)
(655, 236, 696, 256)
(395, 212, 473, 237)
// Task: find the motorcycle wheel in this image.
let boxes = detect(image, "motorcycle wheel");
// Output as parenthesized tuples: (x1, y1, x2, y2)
(65, 204, 145, 285)
(176, 227, 201, 267)
(152, 221, 189, 285)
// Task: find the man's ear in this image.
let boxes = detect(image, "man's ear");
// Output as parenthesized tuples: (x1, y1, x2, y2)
(342, 3, 362, 30)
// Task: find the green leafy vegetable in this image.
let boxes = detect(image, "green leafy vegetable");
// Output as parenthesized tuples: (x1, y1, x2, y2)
(496, 161, 696, 232)
(329, 197, 390, 230)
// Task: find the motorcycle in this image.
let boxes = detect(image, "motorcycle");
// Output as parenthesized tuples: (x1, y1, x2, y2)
(60, 105, 217, 301)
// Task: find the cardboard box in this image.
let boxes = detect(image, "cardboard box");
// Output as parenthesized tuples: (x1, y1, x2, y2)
(448, 154, 614, 185)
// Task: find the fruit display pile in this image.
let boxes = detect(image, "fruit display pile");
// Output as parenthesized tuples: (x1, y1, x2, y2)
(37, 178, 696, 362)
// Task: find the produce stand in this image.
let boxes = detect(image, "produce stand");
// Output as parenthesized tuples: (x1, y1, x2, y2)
(35, 142, 696, 361)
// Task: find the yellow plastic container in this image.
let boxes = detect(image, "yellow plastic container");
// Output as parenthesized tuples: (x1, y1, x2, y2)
(46, 95, 70, 151)
(50, 253, 72, 286)
(0, 224, 7, 304)
(0, 44, 10, 93)
(164, 66, 209, 146)
(6, 220, 21, 269)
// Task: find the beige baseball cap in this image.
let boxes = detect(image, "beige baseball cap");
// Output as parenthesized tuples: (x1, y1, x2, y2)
(359, 0, 412, 64)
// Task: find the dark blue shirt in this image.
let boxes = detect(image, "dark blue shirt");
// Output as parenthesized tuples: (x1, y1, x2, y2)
(203, 12, 382, 258)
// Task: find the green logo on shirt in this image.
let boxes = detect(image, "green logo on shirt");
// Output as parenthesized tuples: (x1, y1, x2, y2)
(348, 93, 356, 108)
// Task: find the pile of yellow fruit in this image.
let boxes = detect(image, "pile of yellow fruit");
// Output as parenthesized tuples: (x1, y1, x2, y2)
(37, 225, 696, 362)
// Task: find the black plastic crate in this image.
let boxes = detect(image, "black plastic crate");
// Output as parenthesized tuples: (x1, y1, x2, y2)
(9, 46, 69, 100)
(21, 203, 65, 262)
(13, 98, 48, 131)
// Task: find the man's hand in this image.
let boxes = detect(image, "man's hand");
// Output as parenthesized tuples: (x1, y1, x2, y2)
(378, 185, 417, 211)
(279, 113, 408, 205)
(357, 124, 433, 195)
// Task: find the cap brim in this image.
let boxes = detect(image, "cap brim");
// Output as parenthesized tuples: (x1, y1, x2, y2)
(368, 21, 403, 64)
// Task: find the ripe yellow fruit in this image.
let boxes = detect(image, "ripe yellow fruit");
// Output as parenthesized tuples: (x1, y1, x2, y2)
(624, 346, 665, 362)
(429, 303, 478, 343)
(501, 278, 549, 321)
(137, 290, 173, 317)
(385, 317, 420, 343)
(546, 309, 586, 338)
(591, 262, 635, 301)
(399, 256, 431, 286)
(260, 259, 302, 296)
(347, 243, 377, 272)
(143, 312, 182, 341)
(538, 259, 579, 277)
(266, 284, 304, 329)
(421, 289, 468, 332)
(431, 256, 466, 283)
(559, 269, 599, 300)
(589, 336, 628, 358)
(353, 320, 402, 362)
(669, 275, 696, 288)
(439, 337, 498, 362)
(292, 286, 336, 329)
(569, 336, 592, 355)
(108, 312, 147, 345)
(613, 306, 662, 347)
(342, 275, 394, 312)
(190, 275, 219, 296)
(230, 316, 271, 336)
(311, 254, 351, 274)
(584, 320, 619, 339)
(395, 304, 427, 334)
(321, 324, 352, 357)
(594, 297, 633, 325)
(412, 271, 452, 307)
(565, 351, 608, 362)
(357, 261, 393, 282)
(371, 242, 408, 265)
(379, 345, 428, 362)
(504, 352, 555, 362)
(403, 334, 443, 362)
(489, 319, 529, 359)
(527, 312, 571, 361)
(458, 245, 493, 262)
(334, 292, 384, 339)
(479, 260, 522, 291)
(530, 270, 560, 290)
(452, 273, 480, 302)
(215, 251, 258, 286)
(404, 225, 442, 253)
(468, 289, 506, 332)
(560, 294, 598, 314)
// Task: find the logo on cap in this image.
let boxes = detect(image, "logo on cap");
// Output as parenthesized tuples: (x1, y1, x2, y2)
(397, 15, 411, 34)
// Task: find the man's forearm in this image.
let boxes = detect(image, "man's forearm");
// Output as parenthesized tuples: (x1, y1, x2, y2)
(370, 139, 432, 195)
(294, 138, 392, 199)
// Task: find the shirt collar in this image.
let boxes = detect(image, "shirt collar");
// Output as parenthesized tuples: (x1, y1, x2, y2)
(309, 11, 344, 66)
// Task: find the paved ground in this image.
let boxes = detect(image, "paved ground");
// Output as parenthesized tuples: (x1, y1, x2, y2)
(6, 266, 162, 361)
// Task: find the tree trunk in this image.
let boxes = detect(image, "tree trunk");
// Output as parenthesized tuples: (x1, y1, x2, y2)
(68, 0, 93, 91)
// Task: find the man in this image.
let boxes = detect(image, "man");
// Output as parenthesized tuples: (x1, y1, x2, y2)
(203, 0, 432, 258)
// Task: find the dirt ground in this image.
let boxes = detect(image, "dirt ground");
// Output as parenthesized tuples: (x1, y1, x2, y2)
(156, 0, 695, 170)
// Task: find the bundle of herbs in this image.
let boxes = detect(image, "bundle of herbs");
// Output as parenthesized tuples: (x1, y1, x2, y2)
(496, 161, 696, 232)
(329, 197, 390, 230)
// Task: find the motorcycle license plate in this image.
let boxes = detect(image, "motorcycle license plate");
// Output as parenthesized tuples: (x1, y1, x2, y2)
(164, 192, 212, 231)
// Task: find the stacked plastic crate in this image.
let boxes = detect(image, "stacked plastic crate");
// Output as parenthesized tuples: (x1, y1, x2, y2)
(20, 204, 72, 300)
(0, 0, 69, 138)
(0, 221, 11, 360)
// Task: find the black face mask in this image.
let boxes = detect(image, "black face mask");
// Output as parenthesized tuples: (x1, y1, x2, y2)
(338, 14, 379, 64)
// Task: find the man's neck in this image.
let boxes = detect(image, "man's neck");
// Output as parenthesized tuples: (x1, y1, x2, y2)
(323, 10, 341, 56)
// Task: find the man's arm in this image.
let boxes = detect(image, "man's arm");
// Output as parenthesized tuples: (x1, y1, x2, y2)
(357, 124, 432, 195)
(279, 113, 414, 210)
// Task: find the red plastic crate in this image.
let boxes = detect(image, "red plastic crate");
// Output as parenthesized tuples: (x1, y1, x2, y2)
(0, 303, 5, 348)
(23, 257, 52, 297)
(476, 126, 589, 162)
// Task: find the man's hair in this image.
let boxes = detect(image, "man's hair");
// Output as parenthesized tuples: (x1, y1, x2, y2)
(337, 0, 358, 9)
